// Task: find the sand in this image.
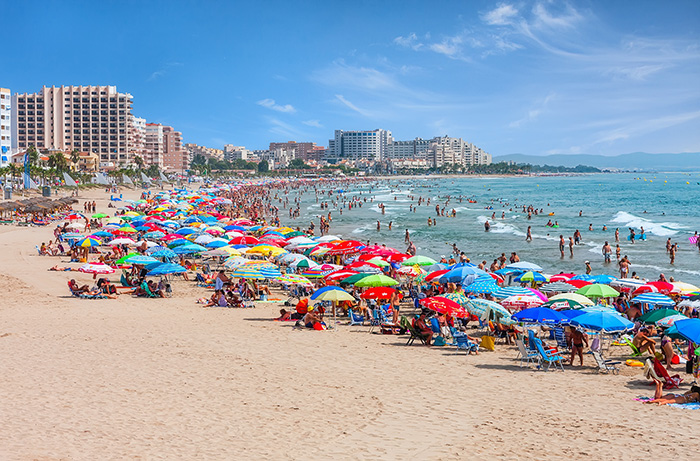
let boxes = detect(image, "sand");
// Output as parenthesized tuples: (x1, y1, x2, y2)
(0, 187, 698, 460)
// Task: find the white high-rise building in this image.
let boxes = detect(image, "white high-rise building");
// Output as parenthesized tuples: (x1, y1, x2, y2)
(0, 87, 10, 165)
(328, 129, 392, 161)
(129, 116, 147, 165)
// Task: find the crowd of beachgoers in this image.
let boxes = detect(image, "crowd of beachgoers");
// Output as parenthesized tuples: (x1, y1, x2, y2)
(10, 176, 700, 407)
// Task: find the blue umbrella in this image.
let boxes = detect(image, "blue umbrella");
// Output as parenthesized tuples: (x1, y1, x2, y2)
(465, 280, 500, 294)
(513, 271, 547, 283)
(176, 228, 197, 235)
(260, 267, 283, 278)
(570, 274, 594, 281)
(173, 244, 207, 254)
(439, 265, 486, 283)
(494, 267, 523, 276)
(144, 231, 165, 239)
(151, 249, 177, 259)
(674, 318, 700, 344)
(125, 255, 159, 264)
(311, 286, 346, 300)
(168, 238, 191, 247)
(560, 309, 586, 320)
(205, 240, 227, 248)
(90, 231, 113, 238)
(631, 293, 676, 307)
(147, 263, 187, 276)
(589, 274, 617, 284)
(511, 307, 569, 325)
(424, 263, 448, 273)
(571, 311, 634, 332)
(224, 225, 246, 231)
(506, 261, 543, 272)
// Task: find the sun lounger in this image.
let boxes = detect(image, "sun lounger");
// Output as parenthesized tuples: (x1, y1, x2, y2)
(622, 335, 643, 357)
(453, 333, 479, 355)
(652, 357, 683, 390)
(533, 338, 566, 371)
(592, 351, 620, 374)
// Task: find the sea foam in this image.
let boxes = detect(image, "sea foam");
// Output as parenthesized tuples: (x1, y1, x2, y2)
(610, 211, 682, 236)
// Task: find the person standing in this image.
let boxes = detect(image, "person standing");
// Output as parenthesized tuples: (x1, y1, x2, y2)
(585, 261, 592, 275)
(669, 243, 676, 264)
(570, 327, 588, 367)
(615, 228, 620, 242)
(559, 235, 565, 258)
(602, 241, 612, 263)
(526, 226, 532, 242)
(569, 237, 574, 257)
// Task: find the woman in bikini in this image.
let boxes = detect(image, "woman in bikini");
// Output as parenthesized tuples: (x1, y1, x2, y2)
(644, 385, 700, 406)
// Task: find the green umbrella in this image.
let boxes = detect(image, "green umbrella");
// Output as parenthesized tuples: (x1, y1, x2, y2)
(367, 258, 390, 267)
(354, 274, 398, 287)
(285, 231, 308, 238)
(540, 299, 585, 310)
(576, 284, 620, 299)
(637, 308, 680, 325)
(401, 255, 437, 266)
(115, 252, 140, 264)
(91, 213, 108, 219)
(339, 273, 371, 285)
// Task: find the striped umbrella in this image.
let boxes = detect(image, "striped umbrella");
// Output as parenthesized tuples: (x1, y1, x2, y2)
(302, 268, 326, 278)
(539, 282, 577, 293)
(501, 295, 543, 309)
(493, 286, 533, 299)
(260, 267, 283, 278)
(76, 237, 101, 247)
(230, 267, 266, 279)
(277, 274, 314, 287)
(656, 314, 688, 328)
(548, 292, 595, 306)
(631, 292, 676, 307)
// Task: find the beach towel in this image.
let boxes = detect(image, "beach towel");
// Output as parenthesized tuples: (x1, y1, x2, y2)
(635, 396, 700, 410)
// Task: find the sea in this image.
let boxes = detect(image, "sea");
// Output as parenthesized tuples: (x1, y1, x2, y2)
(276, 173, 700, 286)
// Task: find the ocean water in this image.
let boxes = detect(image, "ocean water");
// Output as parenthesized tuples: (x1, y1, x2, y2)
(277, 173, 700, 285)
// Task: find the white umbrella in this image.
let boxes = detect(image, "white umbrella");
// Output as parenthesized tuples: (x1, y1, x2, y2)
(109, 237, 136, 245)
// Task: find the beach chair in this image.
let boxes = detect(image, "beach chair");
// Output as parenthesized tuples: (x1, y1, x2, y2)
(453, 333, 479, 355)
(195, 273, 215, 288)
(652, 358, 683, 389)
(622, 335, 643, 357)
(429, 317, 442, 336)
(401, 316, 426, 346)
(67, 281, 105, 299)
(515, 338, 539, 367)
(533, 338, 566, 371)
(120, 273, 134, 288)
(553, 327, 569, 351)
(592, 351, 620, 374)
(348, 309, 365, 326)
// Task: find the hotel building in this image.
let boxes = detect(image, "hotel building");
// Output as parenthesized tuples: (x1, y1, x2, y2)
(0, 87, 10, 165)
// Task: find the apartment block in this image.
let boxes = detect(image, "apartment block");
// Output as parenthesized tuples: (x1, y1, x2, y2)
(328, 129, 392, 161)
(129, 116, 147, 165)
(269, 141, 317, 161)
(223, 144, 251, 161)
(185, 143, 224, 162)
(0, 87, 10, 165)
(162, 125, 188, 173)
(11, 85, 133, 166)
(145, 123, 164, 168)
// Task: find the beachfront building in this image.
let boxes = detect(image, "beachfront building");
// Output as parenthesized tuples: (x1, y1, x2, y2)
(1, 87, 11, 166)
(186, 143, 224, 162)
(129, 116, 147, 168)
(327, 129, 392, 162)
(11, 85, 134, 167)
(386, 138, 430, 160)
(144, 123, 164, 169)
(421, 136, 492, 168)
(269, 141, 318, 161)
(224, 144, 252, 161)
(162, 125, 188, 173)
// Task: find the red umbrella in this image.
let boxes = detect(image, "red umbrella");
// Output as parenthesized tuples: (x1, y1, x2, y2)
(564, 279, 592, 288)
(425, 269, 449, 282)
(357, 253, 384, 262)
(359, 245, 401, 256)
(550, 273, 576, 282)
(228, 235, 260, 245)
(233, 219, 255, 226)
(325, 269, 359, 281)
(633, 281, 674, 295)
(488, 272, 505, 284)
(259, 237, 288, 246)
(161, 233, 183, 241)
(386, 253, 410, 263)
(360, 287, 400, 299)
(420, 296, 468, 318)
(326, 240, 365, 255)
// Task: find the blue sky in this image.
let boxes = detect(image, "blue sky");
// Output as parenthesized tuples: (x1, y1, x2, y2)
(3, 1, 699, 156)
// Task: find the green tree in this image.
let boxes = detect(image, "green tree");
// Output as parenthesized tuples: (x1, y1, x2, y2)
(47, 152, 69, 172)
(257, 160, 269, 173)
(70, 149, 81, 171)
(145, 164, 160, 178)
(26, 145, 39, 166)
(289, 158, 310, 169)
(134, 155, 145, 170)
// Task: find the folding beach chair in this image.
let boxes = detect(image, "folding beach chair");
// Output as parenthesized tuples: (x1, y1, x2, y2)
(453, 333, 479, 355)
(401, 316, 426, 346)
(348, 309, 365, 326)
(515, 338, 539, 367)
(533, 338, 566, 371)
(592, 351, 620, 374)
(652, 358, 683, 390)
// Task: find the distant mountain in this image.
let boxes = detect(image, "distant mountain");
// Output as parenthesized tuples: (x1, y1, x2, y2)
(492, 152, 700, 171)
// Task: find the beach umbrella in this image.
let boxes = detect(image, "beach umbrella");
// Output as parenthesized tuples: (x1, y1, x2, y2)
(548, 293, 595, 306)
(539, 282, 577, 293)
(173, 243, 207, 254)
(143, 231, 166, 239)
(360, 287, 399, 299)
(464, 280, 499, 294)
(609, 278, 646, 292)
(223, 256, 249, 269)
(78, 262, 115, 275)
(565, 279, 592, 289)
(401, 255, 437, 266)
(339, 273, 371, 285)
(570, 274, 595, 281)
(125, 255, 159, 264)
(442, 292, 470, 306)
(311, 286, 347, 300)
(656, 314, 689, 328)
(301, 268, 325, 278)
(633, 281, 675, 295)
(247, 245, 286, 256)
(354, 274, 398, 287)
(367, 257, 390, 268)
(581, 305, 621, 314)
(147, 263, 187, 276)
(205, 240, 229, 249)
(511, 307, 568, 325)
(513, 271, 548, 283)
(501, 295, 543, 309)
(506, 261, 543, 272)
(421, 296, 468, 318)
(194, 234, 214, 245)
(344, 261, 382, 273)
(673, 319, 700, 344)
(425, 269, 449, 282)
(260, 267, 283, 278)
(315, 234, 341, 243)
(466, 298, 499, 316)
(277, 274, 314, 287)
(326, 240, 365, 255)
(76, 237, 101, 247)
(576, 284, 620, 299)
(290, 259, 319, 269)
(492, 286, 533, 299)
(637, 308, 681, 325)
(571, 311, 634, 333)
(230, 267, 265, 279)
(90, 231, 113, 238)
(549, 273, 576, 282)
(117, 226, 137, 233)
(325, 269, 359, 281)
(672, 282, 700, 295)
(528, 288, 548, 302)
(396, 265, 425, 277)
(439, 265, 486, 283)
(229, 235, 260, 245)
(631, 293, 676, 307)
(150, 249, 177, 259)
(540, 299, 586, 310)
(176, 227, 197, 235)
(588, 274, 617, 284)
(109, 237, 136, 245)
(560, 309, 586, 321)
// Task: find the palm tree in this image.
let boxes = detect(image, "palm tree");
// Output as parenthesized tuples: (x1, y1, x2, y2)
(134, 155, 145, 170)
(70, 149, 81, 171)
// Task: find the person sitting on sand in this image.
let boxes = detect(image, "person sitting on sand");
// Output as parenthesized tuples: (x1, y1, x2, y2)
(68, 279, 90, 294)
(302, 310, 324, 329)
(276, 309, 291, 321)
(633, 327, 657, 356)
(644, 384, 700, 406)
(412, 311, 433, 346)
(203, 289, 227, 307)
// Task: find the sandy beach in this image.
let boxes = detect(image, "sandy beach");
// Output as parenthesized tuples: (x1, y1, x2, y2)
(0, 187, 698, 460)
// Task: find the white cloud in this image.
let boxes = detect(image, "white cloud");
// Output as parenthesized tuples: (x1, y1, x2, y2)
(267, 117, 306, 139)
(334, 95, 372, 117)
(509, 93, 556, 128)
(482, 3, 519, 26)
(394, 33, 423, 50)
(302, 119, 323, 128)
(531, 2, 582, 29)
(257, 98, 296, 113)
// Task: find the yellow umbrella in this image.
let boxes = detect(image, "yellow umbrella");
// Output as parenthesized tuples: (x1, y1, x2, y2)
(672, 282, 700, 295)
(246, 245, 287, 256)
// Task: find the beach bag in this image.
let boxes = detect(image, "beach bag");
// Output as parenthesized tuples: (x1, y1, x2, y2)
(480, 335, 495, 351)
(433, 336, 446, 346)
